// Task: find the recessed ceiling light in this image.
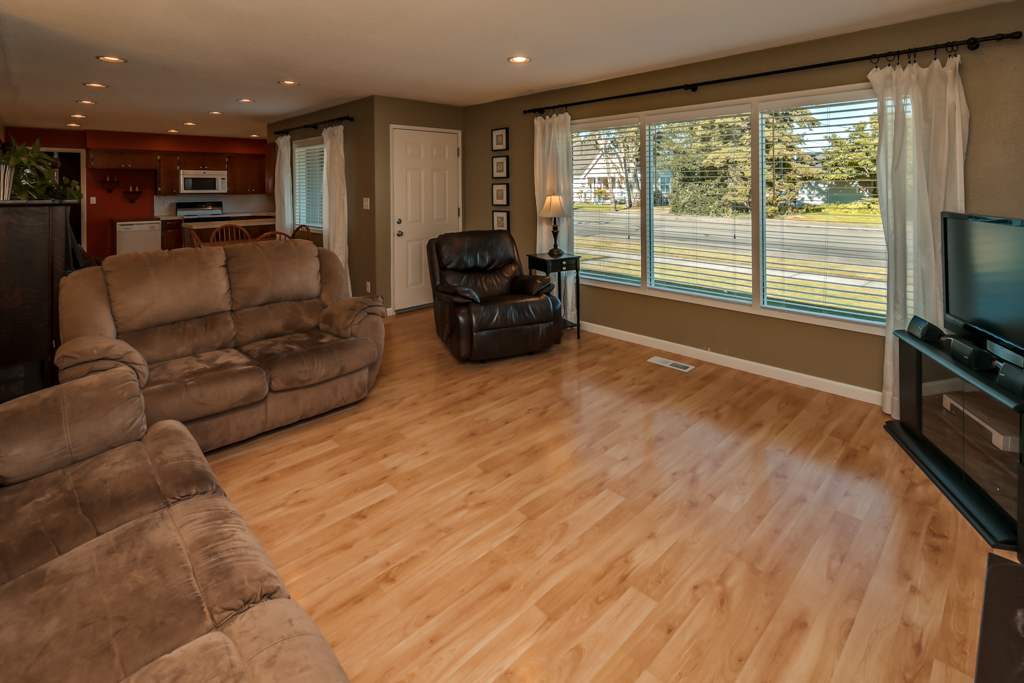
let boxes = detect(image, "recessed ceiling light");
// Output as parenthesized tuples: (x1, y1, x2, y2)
(77, 100, 96, 105)
(71, 114, 87, 119)
(83, 83, 107, 88)
(249, 134, 260, 138)
(209, 111, 223, 115)
(508, 56, 530, 63)
(96, 56, 126, 63)
(278, 80, 299, 86)
(238, 98, 254, 103)
(167, 129, 179, 133)
(66, 123, 81, 127)
(184, 122, 197, 126)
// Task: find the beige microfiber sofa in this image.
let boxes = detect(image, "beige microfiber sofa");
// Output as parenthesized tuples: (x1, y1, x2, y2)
(55, 240, 385, 452)
(0, 367, 350, 683)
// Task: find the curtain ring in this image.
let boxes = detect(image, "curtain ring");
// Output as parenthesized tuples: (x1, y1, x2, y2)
(870, 55, 880, 66)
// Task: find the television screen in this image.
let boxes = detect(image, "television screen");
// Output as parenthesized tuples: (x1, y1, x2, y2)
(944, 213, 1024, 355)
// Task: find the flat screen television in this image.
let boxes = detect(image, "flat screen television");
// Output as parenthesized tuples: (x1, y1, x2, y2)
(942, 211, 1024, 364)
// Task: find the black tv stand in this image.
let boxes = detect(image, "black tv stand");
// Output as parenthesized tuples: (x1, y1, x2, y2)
(886, 330, 1022, 558)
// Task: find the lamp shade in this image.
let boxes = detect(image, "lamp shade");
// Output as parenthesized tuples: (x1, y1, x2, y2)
(539, 194, 568, 218)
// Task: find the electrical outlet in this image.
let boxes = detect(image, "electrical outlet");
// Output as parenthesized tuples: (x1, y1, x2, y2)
(365, 281, 371, 293)
(363, 197, 370, 210)
(89, 196, 96, 205)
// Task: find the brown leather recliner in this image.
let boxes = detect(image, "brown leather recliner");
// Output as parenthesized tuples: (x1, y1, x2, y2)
(427, 230, 562, 361)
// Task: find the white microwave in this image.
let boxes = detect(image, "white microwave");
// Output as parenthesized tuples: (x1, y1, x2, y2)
(180, 169, 228, 193)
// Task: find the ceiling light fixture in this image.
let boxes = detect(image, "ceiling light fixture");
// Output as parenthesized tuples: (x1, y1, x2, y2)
(249, 134, 260, 138)
(508, 56, 530, 63)
(278, 80, 299, 86)
(66, 123, 81, 127)
(77, 100, 96, 105)
(71, 114, 86, 119)
(83, 83, 107, 88)
(167, 129, 179, 133)
(209, 111, 223, 115)
(96, 56, 126, 63)
(238, 98, 254, 103)
(184, 122, 197, 126)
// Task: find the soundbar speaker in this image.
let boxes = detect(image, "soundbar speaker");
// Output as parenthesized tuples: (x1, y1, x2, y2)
(997, 362, 1024, 398)
(950, 338, 997, 372)
(907, 315, 944, 343)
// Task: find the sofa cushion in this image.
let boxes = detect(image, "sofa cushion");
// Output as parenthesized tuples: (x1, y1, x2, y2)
(435, 230, 520, 299)
(224, 240, 322, 310)
(0, 495, 287, 683)
(232, 299, 323, 347)
(145, 349, 269, 424)
(0, 421, 220, 586)
(469, 294, 556, 332)
(241, 330, 377, 391)
(120, 312, 237, 365)
(124, 633, 247, 683)
(102, 247, 232, 333)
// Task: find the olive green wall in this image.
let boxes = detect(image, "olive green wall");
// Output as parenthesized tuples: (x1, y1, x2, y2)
(268, 96, 377, 299)
(372, 97, 463, 307)
(462, 1, 1024, 392)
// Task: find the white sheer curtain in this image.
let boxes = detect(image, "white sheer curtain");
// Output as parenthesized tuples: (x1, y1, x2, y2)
(274, 134, 294, 235)
(869, 56, 969, 417)
(322, 125, 351, 297)
(534, 112, 575, 322)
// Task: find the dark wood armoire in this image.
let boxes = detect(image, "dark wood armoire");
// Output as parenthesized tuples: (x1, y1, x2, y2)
(0, 200, 73, 403)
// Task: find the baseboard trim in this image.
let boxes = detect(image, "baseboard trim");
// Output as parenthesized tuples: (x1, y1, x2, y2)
(386, 307, 396, 317)
(580, 321, 882, 406)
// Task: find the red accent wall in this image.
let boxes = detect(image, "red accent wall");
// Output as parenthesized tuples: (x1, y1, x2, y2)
(6, 127, 266, 258)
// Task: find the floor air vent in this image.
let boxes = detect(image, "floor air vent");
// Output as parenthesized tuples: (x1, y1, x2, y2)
(648, 356, 694, 372)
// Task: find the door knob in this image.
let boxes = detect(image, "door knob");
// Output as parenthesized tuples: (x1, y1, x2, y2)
(396, 218, 402, 224)
(396, 230, 404, 237)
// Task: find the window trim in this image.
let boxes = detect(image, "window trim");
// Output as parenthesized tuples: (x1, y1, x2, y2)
(570, 82, 884, 335)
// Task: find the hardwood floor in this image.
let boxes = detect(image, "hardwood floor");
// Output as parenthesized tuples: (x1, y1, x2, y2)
(208, 309, 995, 683)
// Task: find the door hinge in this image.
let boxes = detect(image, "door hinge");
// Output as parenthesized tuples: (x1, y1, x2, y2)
(457, 148, 460, 157)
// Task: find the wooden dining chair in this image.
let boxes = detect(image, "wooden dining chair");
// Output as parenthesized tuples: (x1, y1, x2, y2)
(210, 224, 251, 243)
(292, 225, 312, 241)
(256, 231, 292, 242)
(189, 232, 204, 248)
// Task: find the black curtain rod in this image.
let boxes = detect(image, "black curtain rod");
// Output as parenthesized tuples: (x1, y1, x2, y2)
(273, 115, 353, 137)
(523, 31, 1022, 115)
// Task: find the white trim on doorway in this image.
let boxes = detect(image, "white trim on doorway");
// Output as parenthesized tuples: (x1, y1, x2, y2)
(389, 125, 463, 313)
(42, 147, 88, 250)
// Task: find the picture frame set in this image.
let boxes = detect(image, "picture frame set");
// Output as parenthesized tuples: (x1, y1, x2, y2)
(491, 128, 510, 228)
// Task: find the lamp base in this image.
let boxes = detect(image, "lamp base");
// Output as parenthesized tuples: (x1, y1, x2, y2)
(548, 246, 564, 257)
(549, 217, 564, 258)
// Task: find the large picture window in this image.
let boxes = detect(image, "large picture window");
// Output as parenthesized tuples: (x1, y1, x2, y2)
(293, 139, 325, 229)
(570, 87, 884, 328)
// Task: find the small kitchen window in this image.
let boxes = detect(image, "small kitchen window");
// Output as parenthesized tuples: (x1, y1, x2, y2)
(293, 138, 324, 229)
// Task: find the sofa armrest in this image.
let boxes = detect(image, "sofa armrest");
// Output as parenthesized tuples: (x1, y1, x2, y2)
(0, 367, 147, 486)
(319, 295, 387, 339)
(434, 283, 480, 303)
(55, 336, 149, 387)
(512, 275, 554, 296)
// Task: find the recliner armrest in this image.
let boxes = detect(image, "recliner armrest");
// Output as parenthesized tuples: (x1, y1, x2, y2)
(319, 295, 387, 339)
(512, 275, 554, 296)
(55, 336, 149, 387)
(434, 283, 480, 303)
(0, 367, 147, 486)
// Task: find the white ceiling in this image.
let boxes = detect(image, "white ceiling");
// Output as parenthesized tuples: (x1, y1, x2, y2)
(0, 0, 1007, 139)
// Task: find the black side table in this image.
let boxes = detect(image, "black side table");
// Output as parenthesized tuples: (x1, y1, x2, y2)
(527, 253, 580, 339)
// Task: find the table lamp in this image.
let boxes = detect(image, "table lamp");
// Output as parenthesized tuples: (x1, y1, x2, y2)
(539, 194, 569, 257)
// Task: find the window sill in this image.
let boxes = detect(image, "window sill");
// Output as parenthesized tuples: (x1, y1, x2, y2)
(579, 275, 886, 337)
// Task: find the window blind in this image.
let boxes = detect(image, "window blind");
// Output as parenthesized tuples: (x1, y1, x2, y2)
(571, 124, 642, 285)
(648, 113, 752, 301)
(760, 97, 884, 323)
(293, 143, 325, 228)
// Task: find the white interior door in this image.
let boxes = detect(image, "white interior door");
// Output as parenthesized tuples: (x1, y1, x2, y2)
(392, 127, 461, 311)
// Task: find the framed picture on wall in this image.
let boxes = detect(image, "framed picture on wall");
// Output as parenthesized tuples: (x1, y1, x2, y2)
(492, 210, 509, 231)
(491, 128, 509, 151)
(492, 155, 509, 179)
(492, 183, 509, 206)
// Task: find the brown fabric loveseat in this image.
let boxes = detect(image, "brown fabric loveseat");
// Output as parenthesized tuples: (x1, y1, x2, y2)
(55, 240, 385, 452)
(0, 367, 350, 683)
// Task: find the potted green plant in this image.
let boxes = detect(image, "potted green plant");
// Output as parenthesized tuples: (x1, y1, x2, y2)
(0, 138, 83, 201)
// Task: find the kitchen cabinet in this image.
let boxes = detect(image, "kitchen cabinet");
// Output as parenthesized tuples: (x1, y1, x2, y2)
(161, 218, 183, 250)
(175, 153, 228, 171)
(89, 149, 159, 170)
(227, 154, 266, 194)
(156, 154, 178, 195)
